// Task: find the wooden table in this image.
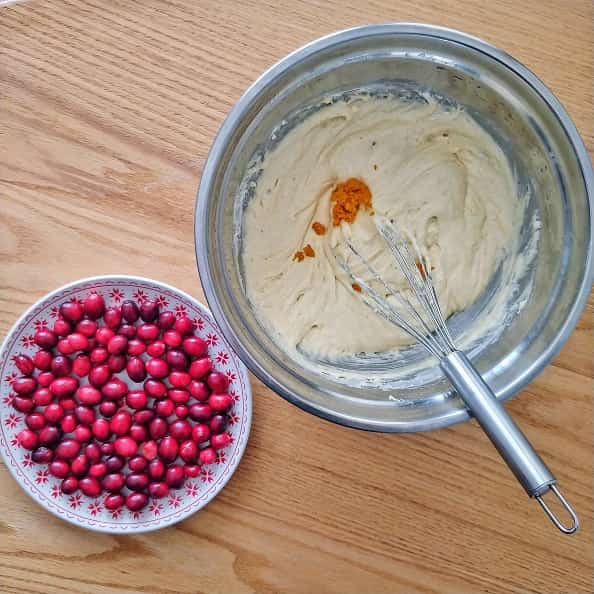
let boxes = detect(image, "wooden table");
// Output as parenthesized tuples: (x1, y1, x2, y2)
(1, 1, 592, 592)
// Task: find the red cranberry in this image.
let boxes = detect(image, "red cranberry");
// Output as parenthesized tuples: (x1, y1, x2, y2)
(86, 337, 97, 351)
(34, 328, 58, 349)
(57, 338, 75, 355)
(110, 411, 132, 436)
(129, 424, 147, 442)
(60, 301, 83, 322)
(146, 340, 166, 357)
(60, 397, 76, 411)
(175, 405, 189, 419)
(90, 347, 109, 364)
(95, 327, 115, 345)
(209, 393, 233, 412)
(89, 462, 107, 478)
(142, 440, 158, 460)
(67, 332, 89, 352)
(17, 429, 38, 450)
(108, 354, 126, 373)
(72, 354, 91, 377)
(121, 300, 140, 323)
(101, 378, 128, 400)
(104, 494, 124, 510)
(211, 433, 231, 450)
(71, 454, 89, 477)
(92, 418, 111, 441)
(182, 336, 207, 358)
(189, 357, 212, 379)
(13, 396, 35, 413)
(25, 412, 46, 431)
(14, 354, 35, 376)
(179, 440, 198, 463)
(83, 292, 105, 319)
(169, 371, 191, 388)
(166, 349, 189, 370)
(76, 319, 97, 337)
(174, 316, 193, 336)
(85, 443, 101, 462)
(61, 476, 79, 494)
(184, 465, 201, 478)
(101, 472, 126, 493)
(53, 318, 72, 337)
(56, 439, 80, 460)
(148, 482, 169, 498)
(102, 473, 125, 493)
(99, 401, 117, 418)
(191, 424, 210, 443)
(144, 379, 167, 399)
(106, 455, 125, 472)
(137, 323, 160, 343)
(165, 464, 184, 487)
(146, 358, 168, 379)
(49, 460, 70, 478)
(188, 380, 209, 401)
(199, 447, 216, 465)
(170, 419, 191, 441)
(118, 324, 137, 339)
(89, 365, 111, 387)
(37, 372, 54, 388)
(45, 402, 65, 423)
(162, 329, 182, 348)
(13, 376, 37, 395)
(125, 492, 147, 511)
(209, 414, 228, 434)
(76, 385, 101, 406)
(157, 311, 176, 330)
(155, 399, 174, 417)
(127, 358, 146, 383)
(126, 390, 148, 411)
(107, 335, 128, 355)
(103, 307, 122, 329)
(33, 387, 52, 406)
(79, 476, 101, 497)
(51, 355, 71, 377)
(126, 473, 149, 491)
(148, 459, 165, 479)
(101, 442, 114, 456)
(207, 372, 229, 393)
(169, 389, 190, 404)
(189, 403, 212, 422)
(133, 409, 154, 425)
(61, 414, 77, 433)
(32, 446, 54, 463)
(128, 456, 148, 472)
(139, 300, 159, 322)
(158, 436, 178, 463)
(50, 376, 79, 397)
(149, 418, 167, 440)
(33, 349, 52, 370)
(113, 436, 137, 457)
(127, 339, 146, 356)
(75, 405, 95, 425)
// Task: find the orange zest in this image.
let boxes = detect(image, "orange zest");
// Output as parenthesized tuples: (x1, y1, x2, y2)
(303, 244, 315, 258)
(293, 251, 305, 262)
(352, 283, 362, 293)
(312, 221, 326, 235)
(330, 178, 372, 226)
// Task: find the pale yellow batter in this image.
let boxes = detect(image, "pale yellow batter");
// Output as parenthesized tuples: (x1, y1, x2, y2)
(242, 95, 520, 358)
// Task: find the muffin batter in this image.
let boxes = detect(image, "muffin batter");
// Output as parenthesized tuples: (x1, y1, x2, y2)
(242, 95, 520, 358)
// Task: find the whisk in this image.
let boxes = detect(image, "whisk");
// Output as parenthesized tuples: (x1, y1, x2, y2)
(336, 217, 579, 534)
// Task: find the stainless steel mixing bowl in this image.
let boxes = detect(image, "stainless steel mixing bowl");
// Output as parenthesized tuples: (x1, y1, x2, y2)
(195, 24, 593, 432)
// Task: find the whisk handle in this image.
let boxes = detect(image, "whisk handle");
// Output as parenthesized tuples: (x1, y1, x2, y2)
(441, 350, 579, 534)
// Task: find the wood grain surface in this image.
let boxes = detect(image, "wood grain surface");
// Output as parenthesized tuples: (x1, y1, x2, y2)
(1, 1, 592, 593)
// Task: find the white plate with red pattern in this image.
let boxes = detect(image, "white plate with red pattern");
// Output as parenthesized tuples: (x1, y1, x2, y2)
(0, 276, 251, 533)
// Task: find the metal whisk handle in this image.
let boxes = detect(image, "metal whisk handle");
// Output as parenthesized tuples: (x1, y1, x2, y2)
(441, 351, 579, 534)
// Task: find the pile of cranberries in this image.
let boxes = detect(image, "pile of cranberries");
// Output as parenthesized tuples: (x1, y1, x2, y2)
(10, 293, 234, 514)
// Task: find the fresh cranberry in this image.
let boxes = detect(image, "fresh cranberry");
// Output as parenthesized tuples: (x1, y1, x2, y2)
(32, 446, 54, 464)
(188, 380, 209, 401)
(155, 398, 174, 417)
(67, 332, 89, 352)
(188, 403, 212, 422)
(71, 454, 89, 477)
(174, 316, 193, 336)
(129, 424, 147, 442)
(53, 318, 72, 337)
(107, 335, 127, 355)
(166, 349, 189, 370)
(105, 455, 125, 473)
(182, 336, 207, 358)
(89, 365, 111, 387)
(113, 436, 137, 457)
(199, 447, 217, 465)
(104, 494, 124, 510)
(179, 440, 198, 463)
(45, 402, 65, 423)
(175, 405, 189, 419)
(209, 393, 233, 412)
(49, 460, 70, 479)
(121, 300, 140, 323)
(55, 439, 80, 460)
(102, 473, 125, 493)
(85, 443, 101, 462)
(148, 482, 169, 498)
(60, 301, 83, 322)
(33, 387, 53, 406)
(191, 424, 210, 443)
(33, 349, 53, 370)
(125, 492, 147, 511)
(103, 307, 122, 329)
(126, 473, 149, 491)
(60, 414, 77, 433)
(210, 414, 228, 434)
(108, 354, 126, 373)
(148, 459, 165, 480)
(14, 354, 35, 376)
(83, 293, 105, 319)
(169, 419, 191, 441)
(158, 436, 178, 463)
(137, 323, 160, 342)
(169, 389, 190, 404)
(13, 376, 37, 395)
(165, 464, 184, 487)
(189, 357, 212, 379)
(101, 442, 114, 456)
(61, 476, 79, 494)
(79, 476, 101, 497)
(118, 324, 137, 339)
(95, 327, 115, 345)
(51, 355, 71, 377)
(127, 357, 146, 383)
(76, 319, 97, 338)
(133, 409, 155, 425)
(92, 418, 111, 441)
(169, 370, 191, 388)
(157, 311, 176, 330)
(127, 339, 146, 356)
(99, 401, 117, 417)
(74, 405, 95, 425)
(17, 429, 38, 450)
(139, 300, 159, 322)
(56, 338, 74, 356)
(37, 371, 54, 387)
(146, 358, 168, 379)
(144, 379, 167, 399)
(211, 433, 231, 450)
(89, 462, 107, 478)
(34, 329, 58, 349)
(162, 329, 182, 348)
(142, 440, 158, 460)
(184, 464, 201, 478)
(13, 396, 35, 413)
(90, 346, 109, 364)
(149, 418, 167, 440)
(50, 376, 79, 397)
(128, 456, 148, 472)
(101, 378, 128, 400)
(146, 340, 166, 357)
(76, 385, 102, 406)
(110, 411, 132, 436)
(207, 372, 229, 393)
(72, 354, 91, 377)
(25, 412, 46, 431)
(74, 424, 92, 443)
